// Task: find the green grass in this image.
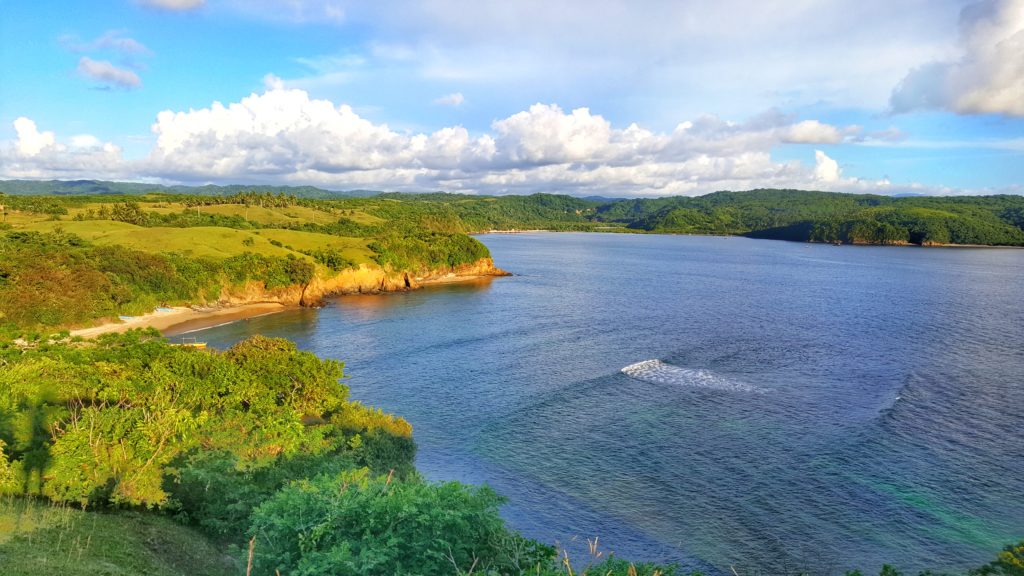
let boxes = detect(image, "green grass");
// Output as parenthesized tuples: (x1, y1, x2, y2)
(21, 221, 316, 260)
(0, 498, 236, 576)
(196, 203, 324, 225)
(13, 203, 379, 267)
(256, 228, 375, 264)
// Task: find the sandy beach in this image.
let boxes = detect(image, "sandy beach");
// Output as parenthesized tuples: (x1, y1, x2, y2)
(69, 302, 290, 339)
(66, 268, 507, 340)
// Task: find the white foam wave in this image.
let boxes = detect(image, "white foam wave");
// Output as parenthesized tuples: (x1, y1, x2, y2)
(620, 359, 763, 393)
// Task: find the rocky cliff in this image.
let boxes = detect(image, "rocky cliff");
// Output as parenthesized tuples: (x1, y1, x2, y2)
(219, 258, 509, 307)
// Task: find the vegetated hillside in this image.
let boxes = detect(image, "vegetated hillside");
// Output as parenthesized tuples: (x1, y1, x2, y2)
(363, 189, 1024, 245)
(602, 190, 1024, 246)
(0, 179, 379, 198)
(5, 182, 1024, 245)
(0, 192, 500, 334)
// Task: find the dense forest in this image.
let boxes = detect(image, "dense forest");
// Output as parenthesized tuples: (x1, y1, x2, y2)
(375, 189, 1024, 246)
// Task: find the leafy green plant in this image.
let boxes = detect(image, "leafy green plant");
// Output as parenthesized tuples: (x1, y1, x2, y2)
(250, 469, 554, 576)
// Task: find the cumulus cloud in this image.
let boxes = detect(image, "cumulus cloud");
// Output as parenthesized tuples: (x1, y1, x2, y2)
(263, 73, 285, 90)
(147, 88, 495, 179)
(141, 88, 871, 194)
(139, 0, 205, 10)
(814, 150, 841, 182)
(13, 118, 56, 156)
(77, 57, 142, 89)
(2, 119, 125, 179)
(891, 0, 1024, 116)
(783, 120, 844, 144)
(433, 92, 465, 106)
(3, 88, 908, 196)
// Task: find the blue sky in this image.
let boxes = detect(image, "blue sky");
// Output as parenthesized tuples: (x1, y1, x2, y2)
(1, 0, 1022, 196)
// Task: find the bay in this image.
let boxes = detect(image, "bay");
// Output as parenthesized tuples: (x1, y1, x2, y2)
(182, 233, 1024, 574)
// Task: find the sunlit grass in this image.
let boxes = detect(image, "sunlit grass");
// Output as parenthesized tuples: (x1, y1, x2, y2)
(0, 496, 237, 576)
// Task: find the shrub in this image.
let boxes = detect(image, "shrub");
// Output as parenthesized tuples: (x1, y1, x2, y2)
(249, 469, 554, 576)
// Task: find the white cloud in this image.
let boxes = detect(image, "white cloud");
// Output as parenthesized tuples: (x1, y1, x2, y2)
(784, 120, 844, 144)
(77, 57, 142, 89)
(492, 104, 614, 164)
(13, 118, 56, 156)
(433, 92, 465, 107)
(70, 134, 102, 149)
(2, 88, 957, 196)
(147, 88, 494, 179)
(140, 88, 873, 194)
(3, 119, 125, 179)
(263, 73, 285, 91)
(891, 0, 1024, 116)
(139, 0, 205, 11)
(814, 150, 841, 182)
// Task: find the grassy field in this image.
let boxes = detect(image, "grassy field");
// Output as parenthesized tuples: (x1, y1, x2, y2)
(255, 228, 375, 261)
(6, 199, 381, 268)
(16, 220, 376, 266)
(0, 498, 236, 576)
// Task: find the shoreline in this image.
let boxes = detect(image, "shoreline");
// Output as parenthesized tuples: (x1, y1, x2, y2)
(69, 302, 293, 339)
(68, 271, 508, 339)
(478, 228, 1024, 249)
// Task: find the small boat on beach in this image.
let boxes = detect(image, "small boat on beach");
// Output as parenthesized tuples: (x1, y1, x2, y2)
(174, 337, 207, 349)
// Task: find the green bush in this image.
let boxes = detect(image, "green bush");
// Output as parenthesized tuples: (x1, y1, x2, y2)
(970, 541, 1024, 576)
(250, 469, 554, 576)
(305, 248, 357, 271)
(168, 449, 357, 536)
(354, 428, 417, 479)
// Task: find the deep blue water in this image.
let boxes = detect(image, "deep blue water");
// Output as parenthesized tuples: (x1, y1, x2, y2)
(180, 233, 1024, 574)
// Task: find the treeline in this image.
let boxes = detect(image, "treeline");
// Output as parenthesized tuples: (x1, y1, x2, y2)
(11, 187, 1024, 247)
(609, 190, 1024, 246)
(352, 190, 1024, 246)
(0, 179, 373, 198)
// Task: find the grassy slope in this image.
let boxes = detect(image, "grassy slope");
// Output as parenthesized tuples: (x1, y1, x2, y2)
(256, 228, 375, 261)
(17, 219, 375, 265)
(0, 498, 236, 576)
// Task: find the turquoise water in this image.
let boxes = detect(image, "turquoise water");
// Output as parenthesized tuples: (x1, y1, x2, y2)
(182, 233, 1024, 573)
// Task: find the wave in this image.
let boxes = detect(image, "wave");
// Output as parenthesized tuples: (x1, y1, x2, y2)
(621, 359, 764, 393)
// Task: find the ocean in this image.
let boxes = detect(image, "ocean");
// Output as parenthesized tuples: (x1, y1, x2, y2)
(182, 232, 1024, 574)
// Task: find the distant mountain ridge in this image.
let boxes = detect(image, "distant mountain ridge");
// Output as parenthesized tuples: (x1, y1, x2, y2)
(0, 179, 384, 198)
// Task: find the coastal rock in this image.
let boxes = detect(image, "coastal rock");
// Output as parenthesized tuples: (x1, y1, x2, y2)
(218, 258, 510, 308)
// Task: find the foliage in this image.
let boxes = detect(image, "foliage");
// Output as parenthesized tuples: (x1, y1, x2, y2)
(369, 230, 491, 272)
(0, 440, 20, 494)
(0, 333, 414, 509)
(970, 541, 1024, 576)
(0, 231, 331, 331)
(250, 469, 555, 576)
(304, 247, 358, 271)
(222, 252, 315, 289)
